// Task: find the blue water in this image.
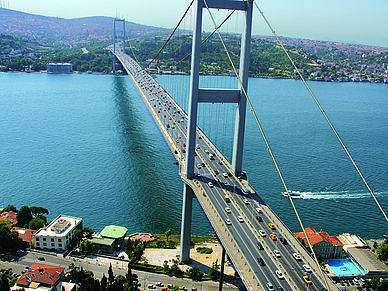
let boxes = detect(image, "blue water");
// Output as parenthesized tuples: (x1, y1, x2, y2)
(325, 259, 363, 276)
(1, 72, 387, 239)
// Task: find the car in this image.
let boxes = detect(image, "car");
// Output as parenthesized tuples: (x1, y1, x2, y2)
(196, 144, 200, 149)
(156, 282, 164, 287)
(147, 284, 156, 289)
(196, 172, 201, 177)
(266, 282, 274, 291)
(268, 223, 276, 229)
(37, 257, 45, 261)
(360, 278, 365, 284)
(208, 182, 213, 188)
(237, 216, 244, 223)
(218, 161, 223, 165)
(225, 207, 231, 213)
(201, 163, 205, 167)
(302, 264, 312, 273)
(214, 170, 219, 175)
(293, 253, 301, 260)
(256, 242, 264, 250)
(196, 164, 201, 169)
(182, 143, 186, 147)
(176, 139, 180, 143)
(255, 207, 262, 213)
(270, 233, 277, 240)
(226, 219, 232, 225)
(223, 181, 229, 187)
(277, 287, 284, 291)
(182, 149, 186, 153)
(256, 215, 263, 222)
(279, 237, 287, 244)
(275, 270, 284, 279)
(205, 149, 209, 154)
(303, 276, 312, 284)
(167, 284, 173, 288)
(273, 249, 281, 257)
(179, 287, 187, 290)
(222, 172, 228, 178)
(224, 195, 231, 202)
(241, 187, 249, 196)
(257, 257, 265, 266)
(243, 199, 249, 205)
(259, 229, 266, 237)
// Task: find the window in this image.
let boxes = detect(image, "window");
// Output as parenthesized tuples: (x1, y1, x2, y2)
(36, 242, 40, 246)
(43, 238, 46, 241)
(58, 243, 62, 247)
(43, 243, 47, 246)
(58, 239, 62, 242)
(36, 238, 40, 241)
(51, 238, 54, 242)
(51, 243, 55, 247)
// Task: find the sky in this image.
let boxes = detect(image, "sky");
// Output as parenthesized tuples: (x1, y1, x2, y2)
(4, 0, 388, 48)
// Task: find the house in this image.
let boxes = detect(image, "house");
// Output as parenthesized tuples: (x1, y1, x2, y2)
(100, 225, 127, 247)
(13, 227, 37, 247)
(13, 263, 65, 290)
(295, 227, 343, 259)
(0, 211, 18, 226)
(33, 215, 82, 252)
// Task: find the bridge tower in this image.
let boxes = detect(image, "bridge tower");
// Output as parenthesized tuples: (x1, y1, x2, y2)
(180, 0, 253, 262)
(113, 18, 126, 72)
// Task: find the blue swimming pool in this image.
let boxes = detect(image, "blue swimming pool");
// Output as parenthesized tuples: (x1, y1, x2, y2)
(325, 259, 363, 276)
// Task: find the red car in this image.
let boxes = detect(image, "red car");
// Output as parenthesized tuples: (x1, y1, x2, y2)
(182, 149, 186, 153)
(218, 161, 223, 165)
(183, 143, 186, 147)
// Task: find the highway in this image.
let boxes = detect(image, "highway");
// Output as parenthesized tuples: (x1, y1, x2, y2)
(111, 47, 338, 291)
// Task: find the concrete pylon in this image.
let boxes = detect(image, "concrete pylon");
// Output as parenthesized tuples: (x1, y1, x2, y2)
(180, 0, 253, 262)
(113, 18, 126, 72)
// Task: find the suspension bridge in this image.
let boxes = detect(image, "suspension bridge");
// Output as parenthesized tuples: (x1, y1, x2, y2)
(105, 0, 388, 290)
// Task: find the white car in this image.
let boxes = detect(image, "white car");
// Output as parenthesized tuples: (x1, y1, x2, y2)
(147, 284, 155, 289)
(226, 219, 232, 225)
(259, 229, 266, 237)
(225, 207, 231, 213)
(244, 199, 250, 205)
(237, 216, 244, 223)
(155, 282, 164, 287)
(208, 182, 213, 188)
(255, 207, 262, 213)
(222, 172, 228, 178)
(303, 264, 312, 273)
(275, 270, 284, 279)
(273, 249, 281, 257)
(293, 253, 301, 261)
(196, 164, 201, 169)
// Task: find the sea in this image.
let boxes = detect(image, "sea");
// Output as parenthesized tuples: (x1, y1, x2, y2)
(1, 72, 387, 239)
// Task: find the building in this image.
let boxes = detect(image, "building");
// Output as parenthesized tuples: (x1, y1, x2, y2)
(12, 263, 65, 290)
(47, 63, 73, 74)
(0, 211, 18, 226)
(347, 247, 388, 277)
(101, 225, 127, 246)
(33, 215, 82, 252)
(295, 227, 343, 259)
(338, 233, 367, 251)
(13, 227, 37, 247)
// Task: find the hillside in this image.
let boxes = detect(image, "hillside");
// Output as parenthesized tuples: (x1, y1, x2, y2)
(0, 8, 169, 46)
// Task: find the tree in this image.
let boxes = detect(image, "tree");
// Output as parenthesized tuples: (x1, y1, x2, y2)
(79, 239, 94, 255)
(0, 272, 10, 291)
(207, 260, 220, 280)
(108, 263, 115, 285)
(170, 261, 183, 276)
(1, 204, 17, 213)
(0, 224, 25, 251)
(29, 217, 45, 230)
(165, 228, 171, 242)
(83, 227, 95, 239)
(185, 266, 204, 280)
(29, 206, 49, 217)
(376, 243, 388, 261)
(163, 260, 170, 273)
(16, 206, 32, 228)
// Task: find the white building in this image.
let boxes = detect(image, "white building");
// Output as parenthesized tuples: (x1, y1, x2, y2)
(33, 215, 82, 252)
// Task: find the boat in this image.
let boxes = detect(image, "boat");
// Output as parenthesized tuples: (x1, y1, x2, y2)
(282, 190, 301, 198)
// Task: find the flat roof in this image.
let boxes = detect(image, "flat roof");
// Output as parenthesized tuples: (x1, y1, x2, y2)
(35, 215, 82, 238)
(348, 247, 388, 274)
(90, 237, 115, 246)
(100, 225, 128, 239)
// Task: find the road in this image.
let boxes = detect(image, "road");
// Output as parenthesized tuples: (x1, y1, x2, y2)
(111, 48, 338, 291)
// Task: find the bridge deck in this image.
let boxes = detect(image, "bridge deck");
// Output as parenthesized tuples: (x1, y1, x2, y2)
(110, 47, 336, 291)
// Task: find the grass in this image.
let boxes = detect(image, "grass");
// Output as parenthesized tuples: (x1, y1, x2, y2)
(145, 234, 218, 249)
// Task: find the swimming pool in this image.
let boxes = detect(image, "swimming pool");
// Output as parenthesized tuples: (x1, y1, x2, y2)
(325, 259, 363, 276)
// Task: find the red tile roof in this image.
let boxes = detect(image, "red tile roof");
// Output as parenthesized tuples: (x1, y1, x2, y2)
(16, 263, 64, 287)
(295, 227, 343, 246)
(0, 211, 18, 226)
(13, 227, 37, 244)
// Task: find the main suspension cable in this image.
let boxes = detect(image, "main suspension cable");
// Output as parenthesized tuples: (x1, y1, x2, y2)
(202, 0, 328, 288)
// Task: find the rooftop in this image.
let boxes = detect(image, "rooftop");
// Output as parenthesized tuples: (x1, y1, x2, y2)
(100, 225, 128, 239)
(35, 214, 82, 237)
(15, 263, 64, 288)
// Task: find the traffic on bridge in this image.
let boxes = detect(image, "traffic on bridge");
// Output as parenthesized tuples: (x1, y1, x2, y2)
(110, 47, 336, 291)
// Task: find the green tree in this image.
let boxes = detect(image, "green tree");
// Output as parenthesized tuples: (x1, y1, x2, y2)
(207, 260, 220, 280)
(376, 243, 388, 261)
(0, 272, 10, 291)
(83, 227, 95, 239)
(16, 206, 33, 228)
(29, 206, 49, 217)
(79, 239, 94, 255)
(114, 274, 126, 291)
(185, 266, 204, 280)
(163, 260, 170, 273)
(29, 217, 45, 230)
(170, 261, 183, 276)
(1, 204, 17, 213)
(165, 228, 171, 242)
(0, 224, 25, 251)
(108, 263, 115, 285)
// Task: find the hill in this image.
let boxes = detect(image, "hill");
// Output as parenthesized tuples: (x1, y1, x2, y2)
(0, 8, 169, 47)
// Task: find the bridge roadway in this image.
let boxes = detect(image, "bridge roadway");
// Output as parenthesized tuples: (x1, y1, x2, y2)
(110, 47, 337, 291)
